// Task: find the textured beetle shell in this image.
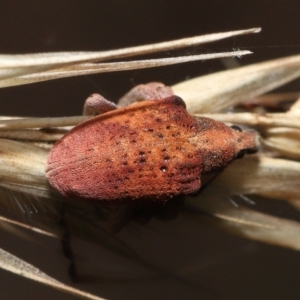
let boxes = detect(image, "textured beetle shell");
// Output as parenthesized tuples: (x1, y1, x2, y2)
(47, 96, 203, 203)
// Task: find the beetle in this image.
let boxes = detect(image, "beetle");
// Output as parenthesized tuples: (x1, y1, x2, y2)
(46, 83, 259, 229)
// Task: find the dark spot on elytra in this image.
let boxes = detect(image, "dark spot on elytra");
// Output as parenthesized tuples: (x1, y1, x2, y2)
(172, 132, 181, 137)
(160, 166, 167, 172)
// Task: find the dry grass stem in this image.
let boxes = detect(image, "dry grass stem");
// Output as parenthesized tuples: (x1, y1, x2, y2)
(0, 27, 259, 84)
(0, 116, 89, 130)
(173, 55, 300, 113)
(0, 50, 252, 88)
(0, 248, 107, 300)
(262, 127, 300, 159)
(247, 92, 300, 106)
(197, 112, 300, 128)
(186, 199, 300, 250)
(189, 156, 300, 201)
(0, 129, 65, 141)
(0, 138, 49, 199)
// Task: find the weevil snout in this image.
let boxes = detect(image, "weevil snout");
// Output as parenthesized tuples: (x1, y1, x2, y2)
(231, 127, 260, 158)
(190, 117, 260, 172)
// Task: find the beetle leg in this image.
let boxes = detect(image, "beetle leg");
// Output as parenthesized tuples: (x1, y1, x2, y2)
(57, 207, 78, 282)
(118, 82, 174, 107)
(106, 197, 185, 232)
(83, 93, 118, 116)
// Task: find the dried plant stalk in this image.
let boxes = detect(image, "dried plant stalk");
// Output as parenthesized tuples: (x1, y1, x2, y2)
(188, 156, 300, 201)
(0, 27, 259, 85)
(186, 199, 300, 251)
(197, 112, 300, 129)
(173, 54, 300, 113)
(0, 50, 252, 88)
(262, 127, 300, 159)
(0, 247, 106, 300)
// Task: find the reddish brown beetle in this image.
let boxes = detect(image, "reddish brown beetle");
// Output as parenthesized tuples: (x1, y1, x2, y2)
(46, 83, 259, 208)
